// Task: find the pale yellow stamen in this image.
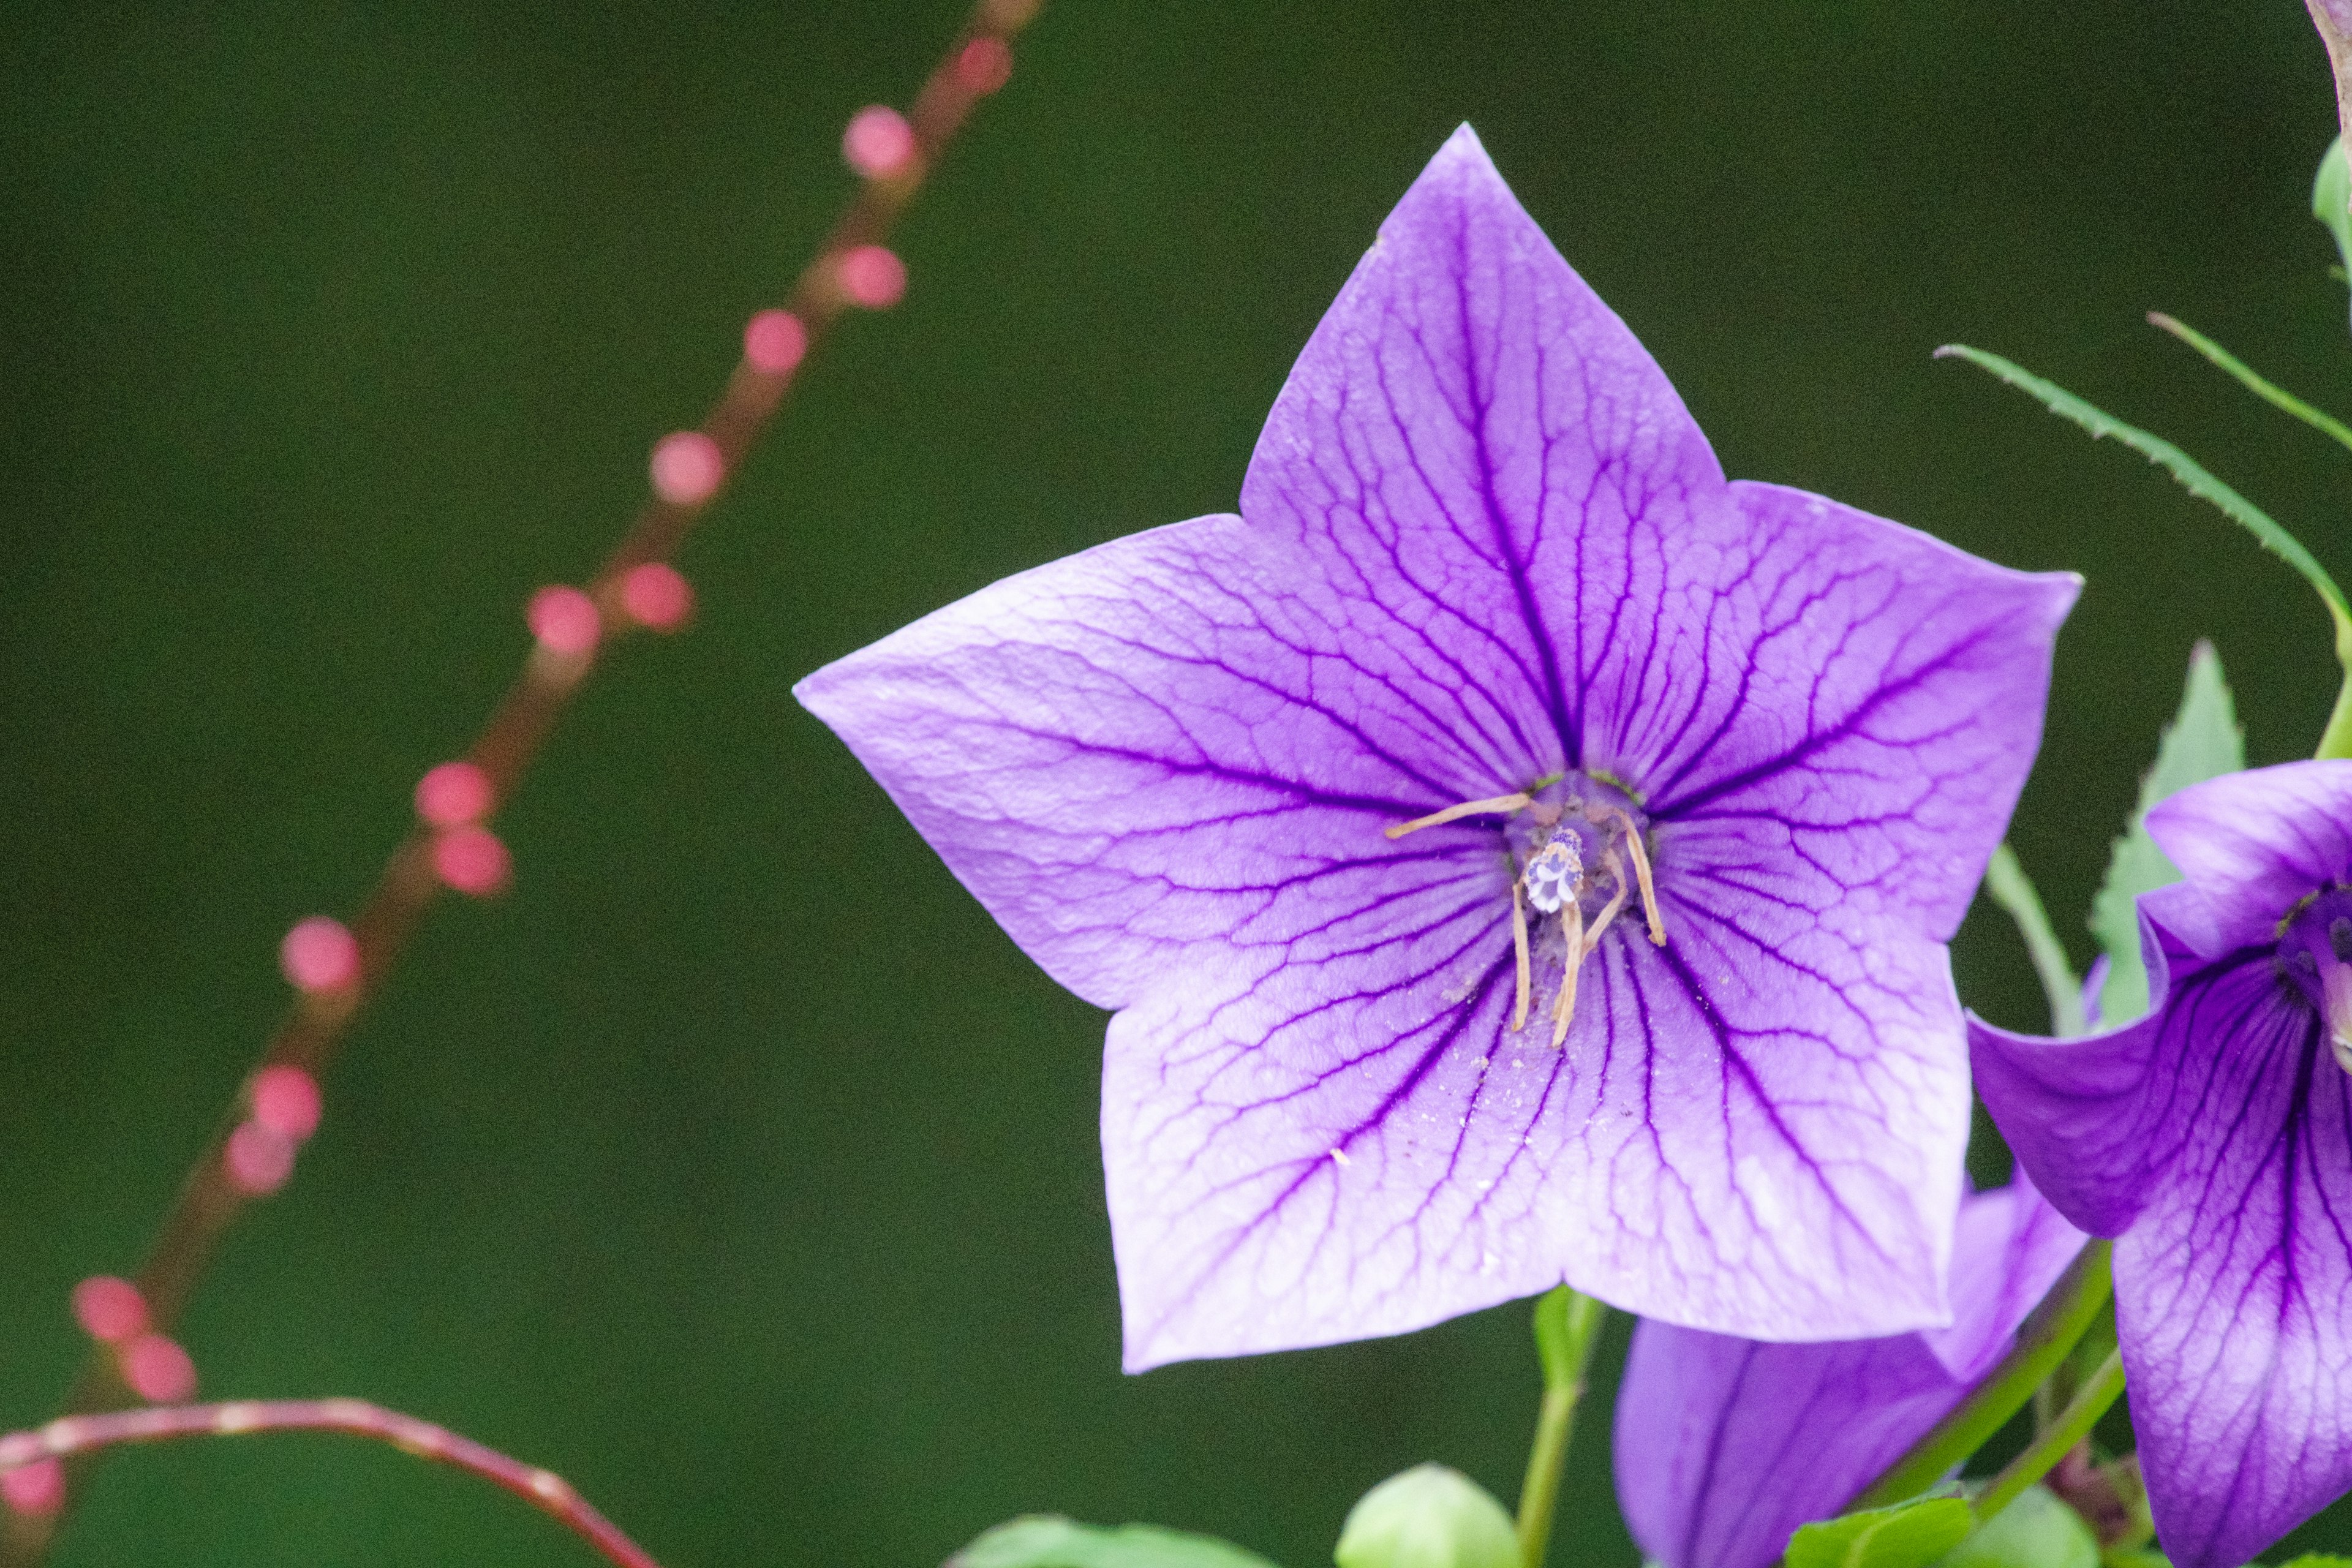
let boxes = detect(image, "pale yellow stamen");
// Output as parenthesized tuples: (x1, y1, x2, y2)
(1591, 804, 1665, 944)
(1385, 791, 1534, 840)
(1510, 880, 1532, 1031)
(1553, 900, 1586, 1046)
(1582, 848, 1630, 957)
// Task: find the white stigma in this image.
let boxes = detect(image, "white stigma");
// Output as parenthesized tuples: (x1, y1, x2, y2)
(1522, 837, 1581, 914)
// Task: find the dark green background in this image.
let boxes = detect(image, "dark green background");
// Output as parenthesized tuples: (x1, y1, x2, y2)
(3, 2, 2348, 1563)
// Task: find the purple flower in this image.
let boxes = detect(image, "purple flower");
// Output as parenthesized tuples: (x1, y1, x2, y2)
(1613, 1177, 2086, 1568)
(798, 126, 2077, 1368)
(1972, 760, 2352, 1568)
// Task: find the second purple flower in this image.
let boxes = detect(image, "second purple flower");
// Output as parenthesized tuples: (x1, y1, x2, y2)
(799, 126, 2078, 1368)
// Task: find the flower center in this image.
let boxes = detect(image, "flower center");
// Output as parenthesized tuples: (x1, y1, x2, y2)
(1387, 774, 1663, 1046)
(2279, 888, 2352, 1076)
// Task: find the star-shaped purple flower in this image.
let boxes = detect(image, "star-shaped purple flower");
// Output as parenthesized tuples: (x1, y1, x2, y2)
(1613, 1176, 2086, 1568)
(799, 126, 2077, 1368)
(1973, 760, 2352, 1568)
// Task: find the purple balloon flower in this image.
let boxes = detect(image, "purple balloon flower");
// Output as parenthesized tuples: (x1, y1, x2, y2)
(799, 126, 2077, 1368)
(1973, 760, 2352, 1568)
(1614, 1177, 2086, 1568)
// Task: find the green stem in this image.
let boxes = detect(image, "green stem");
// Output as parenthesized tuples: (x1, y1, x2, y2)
(1516, 1286, 1606, 1568)
(1975, 1348, 2127, 1526)
(1849, 1241, 2114, 1510)
(2146, 312, 2352, 458)
(1982, 845, 2087, 1038)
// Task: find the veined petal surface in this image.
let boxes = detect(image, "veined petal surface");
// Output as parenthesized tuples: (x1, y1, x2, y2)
(1614, 1179, 2084, 1568)
(799, 125, 2075, 1366)
(2113, 919, 2352, 1568)
(2144, 760, 2352, 957)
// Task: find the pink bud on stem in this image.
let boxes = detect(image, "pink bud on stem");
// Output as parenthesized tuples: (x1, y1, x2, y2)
(0, 1462, 61, 1520)
(527, 585, 601, 657)
(619, 563, 694, 631)
(4, 2, 1046, 1555)
(835, 244, 907, 309)
(69, 1279, 148, 1346)
(415, 761, 494, 827)
(432, 825, 513, 897)
(117, 1336, 196, 1404)
(278, 917, 360, 993)
(842, 105, 918, 179)
(648, 432, 725, 507)
(742, 309, 809, 376)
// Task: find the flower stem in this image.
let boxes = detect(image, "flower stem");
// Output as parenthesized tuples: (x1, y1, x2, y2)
(1973, 1348, 2127, 1527)
(1516, 1286, 1607, 1568)
(0, 1400, 661, 1568)
(1849, 1240, 2113, 1510)
(0, 6, 1041, 1563)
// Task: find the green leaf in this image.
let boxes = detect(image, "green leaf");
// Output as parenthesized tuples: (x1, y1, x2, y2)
(2274, 1557, 2352, 1567)
(2315, 135, 2352, 292)
(950, 1517, 1284, 1568)
(2146, 312, 2352, 459)
(1982, 845, 2087, 1038)
(1932, 1486, 2095, 1568)
(1785, 1498, 1974, 1568)
(2087, 641, 2243, 1024)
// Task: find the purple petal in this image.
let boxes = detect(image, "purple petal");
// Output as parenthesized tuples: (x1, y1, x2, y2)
(799, 126, 2075, 1365)
(1614, 1180, 2086, 1568)
(2109, 932, 2352, 1568)
(2144, 760, 2352, 957)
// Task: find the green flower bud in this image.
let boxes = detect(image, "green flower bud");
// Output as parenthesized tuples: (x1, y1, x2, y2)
(2313, 135, 2352, 287)
(1333, 1464, 1519, 1568)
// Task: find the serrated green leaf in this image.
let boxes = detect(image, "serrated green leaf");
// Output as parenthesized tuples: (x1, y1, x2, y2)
(2088, 642, 2243, 1024)
(1932, 1486, 2095, 1568)
(2274, 1556, 2352, 1567)
(1939, 343, 2352, 762)
(1785, 1498, 1973, 1568)
(949, 1516, 1284, 1568)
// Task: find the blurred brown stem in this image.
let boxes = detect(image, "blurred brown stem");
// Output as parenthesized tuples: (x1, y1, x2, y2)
(0, 2, 1041, 1560)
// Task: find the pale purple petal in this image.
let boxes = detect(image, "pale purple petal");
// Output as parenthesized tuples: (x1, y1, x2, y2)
(1614, 1180, 2086, 1568)
(1918, 1174, 2086, 1380)
(2143, 760, 2352, 957)
(799, 126, 2075, 1365)
(2109, 930, 2352, 1568)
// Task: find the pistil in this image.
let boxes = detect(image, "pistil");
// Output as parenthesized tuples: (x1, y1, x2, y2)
(1385, 781, 1669, 1046)
(2323, 916, 2352, 1076)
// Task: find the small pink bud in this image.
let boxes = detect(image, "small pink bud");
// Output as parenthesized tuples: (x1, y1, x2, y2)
(957, 36, 1014, 94)
(527, 586, 601, 656)
(251, 1065, 323, 1142)
(224, 1120, 296, 1196)
(71, 1276, 149, 1344)
(743, 309, 808, 376)
(433, 824, 512, 897)
(836, 244, 907, 309)
(415, 760, 493, 827)
(278, 916, 360, 993)
(119, 1333, 197, 1404)
(620, 562, 694, 631)
(1, 1458, 64, 1518)
(649, 431, 725, 507)
(842, 105, 917, 179)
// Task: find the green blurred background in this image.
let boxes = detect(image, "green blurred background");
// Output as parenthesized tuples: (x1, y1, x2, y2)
(3, 2, 2349, 1562)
